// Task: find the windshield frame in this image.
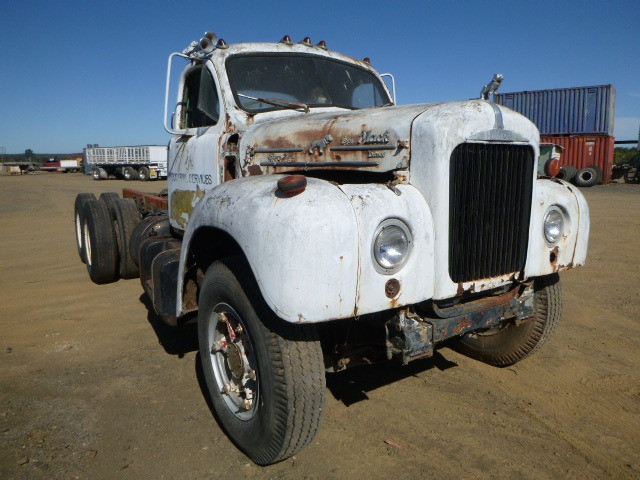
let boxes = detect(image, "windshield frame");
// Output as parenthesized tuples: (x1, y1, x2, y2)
(225, 52, 392, 114)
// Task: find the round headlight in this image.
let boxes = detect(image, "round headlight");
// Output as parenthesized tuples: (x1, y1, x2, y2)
(543, 208, 564, 244)
(372, 219, 412, 273)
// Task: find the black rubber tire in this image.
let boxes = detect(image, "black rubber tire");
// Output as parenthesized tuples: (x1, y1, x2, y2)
(99, 192, 121, 218)
(92, 168, 102, 181)
(82, 199, 119, 284)
(138, 166, 150, 181)
(591, 166, 603, 184)
(574, 167, 599, 187)
(123, 166, 137, 181)
(556, 165, 577, 182)
(114, 198, 142, 279)
(198, 256, 326, 465)
(74, 193, 97, 263)
(454, 274, 562, 367)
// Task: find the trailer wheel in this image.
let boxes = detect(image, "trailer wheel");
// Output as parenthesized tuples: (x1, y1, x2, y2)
(454, 274, 562, 367)
(92, 168, 102, 180)
(123, 167, 137, 181)
(74, 193, 97, 263)
(114, 198, 142, 278)
(82, 199, 119, 284)
(556, 165, 577, 182)
(198, 256, 326, 465)
(574, 167, 599, 187)
(138, 167, 150, 181)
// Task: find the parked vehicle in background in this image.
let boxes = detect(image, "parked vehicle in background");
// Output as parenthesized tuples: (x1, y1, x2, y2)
(84, 145, 168, 181)
(73, 31, 590, 465)
(40, 158, 81, 173)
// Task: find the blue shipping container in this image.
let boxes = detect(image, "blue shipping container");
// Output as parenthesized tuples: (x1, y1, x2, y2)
(494, 85, 615, 136)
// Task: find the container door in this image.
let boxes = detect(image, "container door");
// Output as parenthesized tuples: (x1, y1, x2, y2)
(584, 88, 598, 134)
(584, 138, 596, 167)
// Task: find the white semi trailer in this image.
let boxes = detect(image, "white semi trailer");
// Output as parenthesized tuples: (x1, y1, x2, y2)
(84, 145, 168, 181)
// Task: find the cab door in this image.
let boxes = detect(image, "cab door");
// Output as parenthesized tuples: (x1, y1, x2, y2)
(168, 62, 226, 230)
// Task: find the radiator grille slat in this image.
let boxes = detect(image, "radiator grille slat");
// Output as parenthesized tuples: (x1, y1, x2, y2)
(449, 143, 534, 283)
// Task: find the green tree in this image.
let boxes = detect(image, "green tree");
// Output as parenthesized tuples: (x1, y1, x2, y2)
(24, 149, 33, 160)
(614, 147, 638, 164)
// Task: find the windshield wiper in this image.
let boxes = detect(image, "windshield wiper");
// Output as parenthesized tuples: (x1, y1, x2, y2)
(237, 93, 310, 113)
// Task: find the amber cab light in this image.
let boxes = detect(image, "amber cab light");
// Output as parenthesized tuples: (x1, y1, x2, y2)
(545, 159, 561, 177)
(277, 175, 307, 197)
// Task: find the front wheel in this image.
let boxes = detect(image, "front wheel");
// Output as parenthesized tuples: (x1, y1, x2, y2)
(454, 274, 562, 367)
(198, 257, 326, 465)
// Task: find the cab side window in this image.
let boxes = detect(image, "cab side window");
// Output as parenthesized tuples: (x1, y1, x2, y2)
(181, 66, 220, 129)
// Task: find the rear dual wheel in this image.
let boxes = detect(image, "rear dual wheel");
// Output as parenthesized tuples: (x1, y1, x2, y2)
(74, 193, 97, 263)
(75, 192, 142, 282)
(198, 256, 326, 465)
(138, 167, 150, 181)
(123, 167, 136, 181)
(82, 199, 118, 284)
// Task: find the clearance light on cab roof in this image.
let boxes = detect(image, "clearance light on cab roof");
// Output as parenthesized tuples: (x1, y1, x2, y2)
(279, 35, 293, 46)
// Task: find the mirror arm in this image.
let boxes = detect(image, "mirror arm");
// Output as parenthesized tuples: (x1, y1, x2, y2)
(164, 52, 191, 135)
(380, 73, 397, 105)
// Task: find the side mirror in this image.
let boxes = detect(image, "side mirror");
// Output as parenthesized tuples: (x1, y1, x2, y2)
(164, 52, 190, 135)
(380, 73, 396, 104)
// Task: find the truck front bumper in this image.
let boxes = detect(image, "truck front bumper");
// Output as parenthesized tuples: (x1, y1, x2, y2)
(385, 285, 534, 364)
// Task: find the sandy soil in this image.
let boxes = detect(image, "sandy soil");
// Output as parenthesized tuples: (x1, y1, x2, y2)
(1, 172, 639, 480)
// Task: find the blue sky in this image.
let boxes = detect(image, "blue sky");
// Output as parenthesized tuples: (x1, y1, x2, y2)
(1, 0, 638, 153)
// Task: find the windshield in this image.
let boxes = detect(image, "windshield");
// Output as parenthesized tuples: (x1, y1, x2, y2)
(226, 54, 390, 113)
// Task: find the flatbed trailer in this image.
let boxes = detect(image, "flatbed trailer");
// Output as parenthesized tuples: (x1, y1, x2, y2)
(84, 145, 168, 181)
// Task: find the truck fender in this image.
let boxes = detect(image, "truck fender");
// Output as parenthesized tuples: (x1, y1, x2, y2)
(524, 178, 590, 276)
(176, 176, 360, 322)
(337, 183, 436, 315)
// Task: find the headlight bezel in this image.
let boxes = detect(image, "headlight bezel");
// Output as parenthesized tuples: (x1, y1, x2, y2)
(371, 218, 413, 275)
(543, 206, 566, 245)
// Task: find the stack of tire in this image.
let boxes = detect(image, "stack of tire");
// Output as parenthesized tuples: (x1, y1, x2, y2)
(555, 165, 603, 188)
(74, 192, 142, 284)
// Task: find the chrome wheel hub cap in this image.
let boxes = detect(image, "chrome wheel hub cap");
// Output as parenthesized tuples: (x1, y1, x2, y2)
(207, 304, 259, 420)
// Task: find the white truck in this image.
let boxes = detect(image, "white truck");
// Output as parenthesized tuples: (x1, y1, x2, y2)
(73, 32, 590, 465)
(84, 145, 168, 181)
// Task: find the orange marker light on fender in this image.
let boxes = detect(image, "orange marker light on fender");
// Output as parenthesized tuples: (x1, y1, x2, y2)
(277, 175, 307, 197)
(545, 158, 561, 177)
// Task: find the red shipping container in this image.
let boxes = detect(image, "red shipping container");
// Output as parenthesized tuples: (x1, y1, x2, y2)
(540, 134, 615, 184)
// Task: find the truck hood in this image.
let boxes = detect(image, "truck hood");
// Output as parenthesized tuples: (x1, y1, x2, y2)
(239, 104, 436, 175)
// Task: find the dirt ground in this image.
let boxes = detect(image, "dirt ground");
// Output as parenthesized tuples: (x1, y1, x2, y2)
(0, 172, 638, 480)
